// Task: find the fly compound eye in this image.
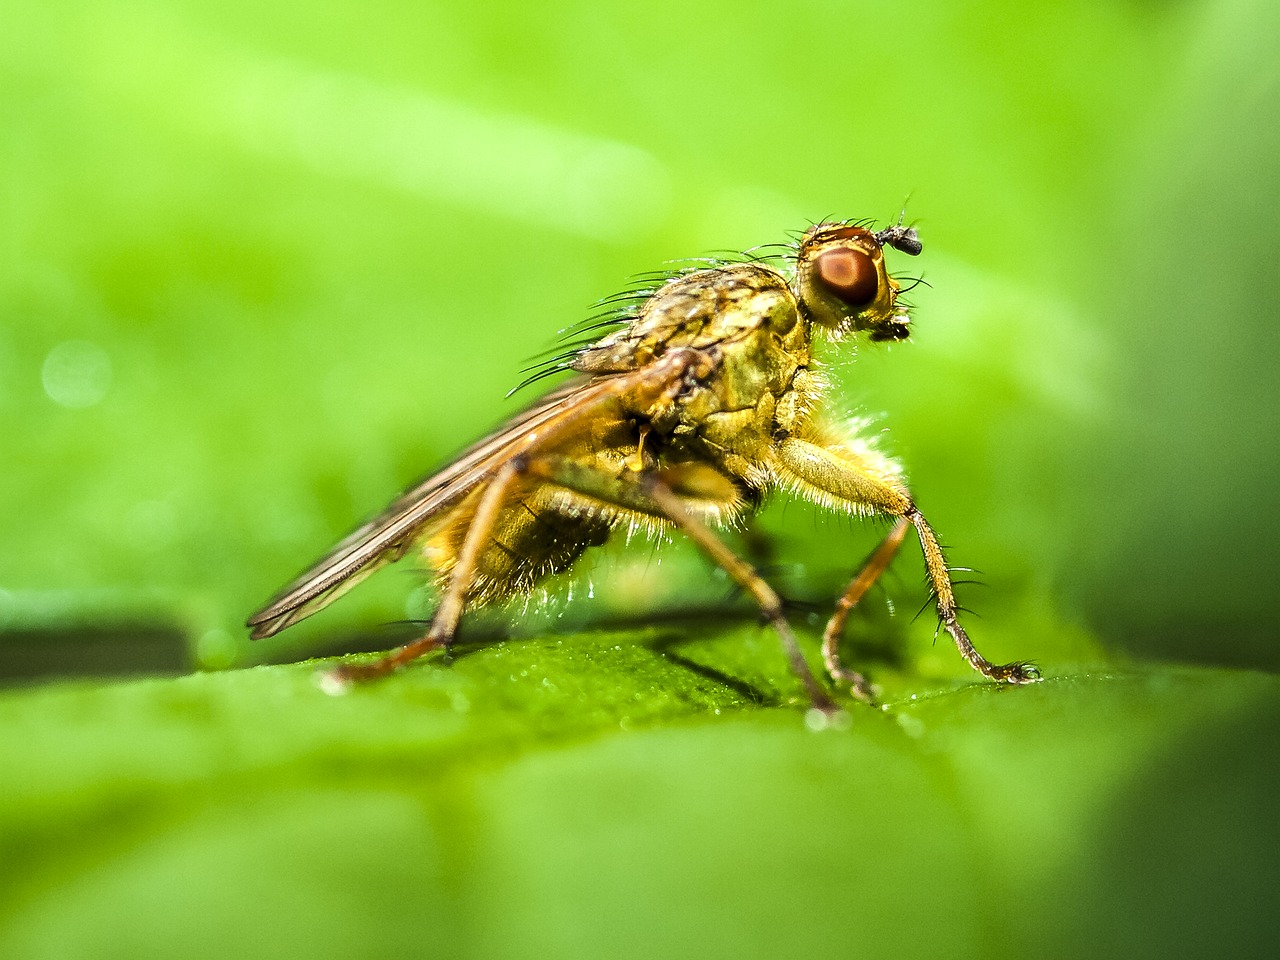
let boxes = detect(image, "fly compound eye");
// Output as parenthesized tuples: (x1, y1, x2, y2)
(814, 247, 878, 307)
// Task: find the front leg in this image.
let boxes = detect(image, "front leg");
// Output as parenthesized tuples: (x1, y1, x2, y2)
(776, 435, 1041, 693)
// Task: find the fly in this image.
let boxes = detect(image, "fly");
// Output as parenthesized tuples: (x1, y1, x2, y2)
(247, 220, 1041, 714)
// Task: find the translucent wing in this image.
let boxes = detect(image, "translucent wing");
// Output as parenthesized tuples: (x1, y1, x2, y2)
(247, 376, 607, 638)
(245, 362, 683, 639)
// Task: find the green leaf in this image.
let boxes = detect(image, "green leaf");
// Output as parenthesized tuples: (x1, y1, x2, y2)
(1, 638, 1276, 959)
(3, 0, 1278, 957)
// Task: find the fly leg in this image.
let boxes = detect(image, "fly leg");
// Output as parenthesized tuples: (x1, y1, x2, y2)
(777, 436, 1041, 694)
(330, 449, 839, 713)
(822, 517, 910, 703)
(518, 456, 839, 716)
(644, 480, 837, 715)
(319, 350, 720, 691)
(320, 458, 525, 689)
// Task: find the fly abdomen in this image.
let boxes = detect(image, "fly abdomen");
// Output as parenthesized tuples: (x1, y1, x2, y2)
(433, 490, 613, 603)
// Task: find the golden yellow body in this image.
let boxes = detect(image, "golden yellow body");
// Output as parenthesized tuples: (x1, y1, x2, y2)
(248, 221, 1039, 713)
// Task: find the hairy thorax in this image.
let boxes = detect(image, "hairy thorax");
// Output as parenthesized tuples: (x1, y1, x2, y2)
(580, 263, 821, 477)
(429, 263, 822, 601)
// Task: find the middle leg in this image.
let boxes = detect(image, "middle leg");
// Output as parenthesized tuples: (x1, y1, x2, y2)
(822, 516, 910, 703)
(521, 455, 839, 714)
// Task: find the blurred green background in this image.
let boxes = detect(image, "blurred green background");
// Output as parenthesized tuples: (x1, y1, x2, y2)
(2, 1, 1277, 958)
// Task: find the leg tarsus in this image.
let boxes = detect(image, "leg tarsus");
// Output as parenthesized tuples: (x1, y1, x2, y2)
(318, 633, 448, 694)
(937, 604, 1043, 686)
(906, 506, 1044, 688)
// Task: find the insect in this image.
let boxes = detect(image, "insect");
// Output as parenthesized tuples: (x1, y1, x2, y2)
(247, 219, 1040, 713)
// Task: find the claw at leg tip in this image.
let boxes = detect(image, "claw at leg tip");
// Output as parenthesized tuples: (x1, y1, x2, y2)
(849, 682, 880, 706)
(1006, 662, 1042, 685)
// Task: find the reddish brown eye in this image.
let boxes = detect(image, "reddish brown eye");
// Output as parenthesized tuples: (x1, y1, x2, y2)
(815, 248, 878, 306)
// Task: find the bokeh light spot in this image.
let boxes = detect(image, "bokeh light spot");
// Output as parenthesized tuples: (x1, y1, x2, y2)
(41, 340, 112, 409)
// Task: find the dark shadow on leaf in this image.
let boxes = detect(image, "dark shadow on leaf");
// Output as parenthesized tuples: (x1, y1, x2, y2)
(647, 630, 776, 707)
(256, 591, 920, 688)
(0, 624, 191, 686)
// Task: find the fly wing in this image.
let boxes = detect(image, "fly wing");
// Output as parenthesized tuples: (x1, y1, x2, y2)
(246, 347, 706, 640)
(246, 375, 599, 639)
